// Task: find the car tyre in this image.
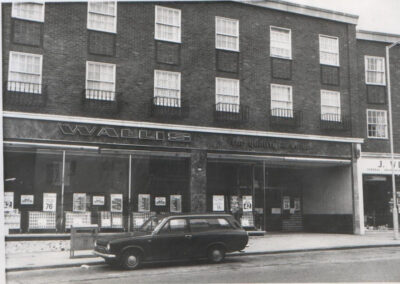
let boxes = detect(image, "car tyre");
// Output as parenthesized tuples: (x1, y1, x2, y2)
(208, 246, 225, 263)
(121, 250, 142, 270)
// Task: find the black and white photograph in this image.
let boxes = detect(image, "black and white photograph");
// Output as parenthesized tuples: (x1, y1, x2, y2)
(1, 0, 400, 283)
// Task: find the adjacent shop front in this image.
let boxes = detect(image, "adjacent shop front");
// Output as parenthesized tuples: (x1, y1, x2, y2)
(360, 154, 400, 230)
(3, 112, 364, 234)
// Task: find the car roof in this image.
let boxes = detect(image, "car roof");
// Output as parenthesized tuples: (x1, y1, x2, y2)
(163, 213, 233, 219)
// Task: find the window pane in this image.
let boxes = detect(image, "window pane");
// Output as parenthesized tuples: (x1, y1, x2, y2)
(216, 17, 239, 51)
(155, 6, 181, 42)
(12, 2, 44, 22)
(88, 1, 116, 33)
(270, 27, 291, 58)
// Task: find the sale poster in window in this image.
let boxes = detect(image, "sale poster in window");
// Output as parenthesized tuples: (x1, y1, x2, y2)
(242, 195, 253, 212)
(111, 194, 123, 212)
(4, 192, 14, 212)
(170, 195, 182, 213)
(138, 194, 150, 212)
(213, 195, 225, 212)
(21, 195, 34, 205)
(283, 196, 290, 210)
(43, 193, 57, 212)
(73, 193, 86, 212)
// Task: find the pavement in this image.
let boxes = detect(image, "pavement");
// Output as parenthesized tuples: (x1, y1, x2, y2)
(6, 231, 400, 272)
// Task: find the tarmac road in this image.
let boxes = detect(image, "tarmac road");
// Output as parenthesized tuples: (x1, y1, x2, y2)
(6, 247, 400, 283)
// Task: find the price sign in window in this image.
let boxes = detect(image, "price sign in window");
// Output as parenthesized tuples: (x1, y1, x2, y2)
(43, 193, 57, 212)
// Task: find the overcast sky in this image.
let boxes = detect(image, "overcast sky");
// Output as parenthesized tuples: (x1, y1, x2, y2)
(283, 0, 400, 34)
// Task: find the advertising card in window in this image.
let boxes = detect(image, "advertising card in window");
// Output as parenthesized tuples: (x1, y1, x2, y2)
(43, 193, 57, 212)
(242, 195, 253, 212)
(21, 195, 34, 205)
(138, 194, 150, 212)
(170, 195, 182, 213)
(93, 195, 105, 206)
(4, 192, 14, 212)
(155, 197, 166, 206)
(230, 195, 240, 213)
(111, 194, 123, 212)
(73, 193, 87, 212)
(283, 196, 290, 210)
(213, 195, 225, 212)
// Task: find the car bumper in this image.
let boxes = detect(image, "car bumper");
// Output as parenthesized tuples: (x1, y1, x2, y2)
(93, 250, 117, 259)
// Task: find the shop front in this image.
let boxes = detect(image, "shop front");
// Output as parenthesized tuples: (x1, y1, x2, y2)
(3, 112, 364, 234)
(360, 154, 400, 230)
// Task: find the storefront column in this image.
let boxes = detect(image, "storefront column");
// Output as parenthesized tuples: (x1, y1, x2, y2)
(352, 144, 365, 235)
(190, 150, 207, 213)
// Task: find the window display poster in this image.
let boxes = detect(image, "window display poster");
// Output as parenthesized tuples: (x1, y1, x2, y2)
(138, 194, 150, 212)
(294, 197, 301, 211)
(213, 195, 225, 212)
(242, 195, 253, 212)
(43, 193, 57, 212)
(21, 195, 34, 205)
(111, 194, 123, 212)
(230, 195, 240, 213)
(93, 195, 105, 206)
(73, 193, 87, 212)
(155, 197, 166, 206)
(4, 192, 14, 212)
(170, 195, 182, 213)
(283, 196, 290, 210)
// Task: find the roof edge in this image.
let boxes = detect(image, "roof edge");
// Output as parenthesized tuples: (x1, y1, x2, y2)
(357, 30, 400, 43)
(237, 0, 358, 24)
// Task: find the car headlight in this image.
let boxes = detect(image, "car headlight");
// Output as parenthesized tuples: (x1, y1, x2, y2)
(106, 243, 111, 251)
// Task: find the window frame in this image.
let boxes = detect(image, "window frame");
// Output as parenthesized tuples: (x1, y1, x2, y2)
(85, 61, 116, 100)
(215, 77, 240, 112)
(154, 69, 181, 107)
(319, 34, 339, 67)
(215, 16, 239, 52)
(270, 83, 293, 117)
(154, 5, 181, 43)
(270, 26, 292, 60)
(12, 1, 45, 23)
(365, 56, 386, 86)
(8, 51, 43, 94)
(87, 0, 117, 34)
(366, 109, 388, 139)
(320, 89, 341, 122)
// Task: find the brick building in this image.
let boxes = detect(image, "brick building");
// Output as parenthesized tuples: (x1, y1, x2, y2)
(1, 0, 399, 235)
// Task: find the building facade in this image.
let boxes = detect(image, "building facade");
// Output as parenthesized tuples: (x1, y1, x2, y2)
(2, 0, 398, 235)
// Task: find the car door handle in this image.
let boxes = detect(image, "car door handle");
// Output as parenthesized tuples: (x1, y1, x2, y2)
(185, 234, 192, 239)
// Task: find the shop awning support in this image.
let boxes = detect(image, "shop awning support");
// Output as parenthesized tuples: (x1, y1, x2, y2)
(60, 150, 66, 231)
(263, 161, 267, 231)
(128, 154, 132, 232)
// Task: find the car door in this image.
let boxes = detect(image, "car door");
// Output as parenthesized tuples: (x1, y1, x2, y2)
(151, 218, 192, 260)
(188, 218, 213, 258)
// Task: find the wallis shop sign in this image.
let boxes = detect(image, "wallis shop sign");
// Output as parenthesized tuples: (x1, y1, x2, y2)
(58, 123, 191, 143)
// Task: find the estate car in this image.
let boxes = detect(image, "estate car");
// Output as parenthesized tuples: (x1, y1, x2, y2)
(93, 214, 249, 270)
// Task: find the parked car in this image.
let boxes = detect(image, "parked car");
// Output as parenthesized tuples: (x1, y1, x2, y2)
(93, 213, 249, 270)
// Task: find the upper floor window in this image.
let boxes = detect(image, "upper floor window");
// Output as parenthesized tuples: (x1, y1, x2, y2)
(215, 17, 239, 52)
(270, 84, 293, 117)
(367, 109, 388, 139)
(8, 51, 42, 94)
(365, 56, 386, 85)
(321, 90, 341, 121)
(215, 77, 240, 113)
(12, 1, 45, 22)
(87, 1, 117, 33)
(86, 61, 116, 101)
(270, 26, 291, 59)
(155, 6, 181, 43)
(319, 35, 339, 66)
(154, 70, 181, 107)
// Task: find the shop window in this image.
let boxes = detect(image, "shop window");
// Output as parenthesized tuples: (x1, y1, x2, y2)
(365, 56, 386, 85)
(155, 5, 181, 43)
(154, 70, 181, 107)
(270, 84, 293, 117)
(319, 35, 339, 66)
(8, 51, 43, 94)
(270, 26, 291, 59)
(215, 77, 240, 113)
(216, 16, 239, 52)
(12, 2, 45, 22)
(87, 1, 117, 33)
(321, 90, 341, 122)
(85, 61, 116, 101)
(367, 109, 388, 139)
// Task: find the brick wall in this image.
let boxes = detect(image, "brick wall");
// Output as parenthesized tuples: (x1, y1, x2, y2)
(2, 1, 359, 137)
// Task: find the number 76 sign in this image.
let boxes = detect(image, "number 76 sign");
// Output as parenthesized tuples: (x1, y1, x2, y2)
(43, 193, 57, 212)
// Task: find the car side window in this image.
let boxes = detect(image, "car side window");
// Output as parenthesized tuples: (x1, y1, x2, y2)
(189, 218, 210, 232)
(208, 218, 232, 230)
(159, 218, 188, 234)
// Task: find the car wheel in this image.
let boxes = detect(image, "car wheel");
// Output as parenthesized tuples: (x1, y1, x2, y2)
(121, 250, 142, 270)
(208, 246, 225, 263)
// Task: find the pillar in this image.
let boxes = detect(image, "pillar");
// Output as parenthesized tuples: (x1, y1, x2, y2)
(190, 150, 207, 213)
(352, 143, 365, 235)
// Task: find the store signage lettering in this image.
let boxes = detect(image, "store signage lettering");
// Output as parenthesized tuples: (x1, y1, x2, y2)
(361, 158, 400, 174)
(229, 137, 312, 151)
(59, 123, 191, 143)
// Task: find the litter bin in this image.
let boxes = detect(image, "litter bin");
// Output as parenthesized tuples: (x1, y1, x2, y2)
(70, 224, 98, 258)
